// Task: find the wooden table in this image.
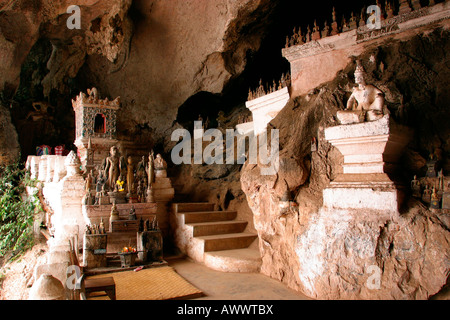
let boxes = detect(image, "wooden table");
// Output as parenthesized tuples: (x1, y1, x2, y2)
(84, 277, 116, 300)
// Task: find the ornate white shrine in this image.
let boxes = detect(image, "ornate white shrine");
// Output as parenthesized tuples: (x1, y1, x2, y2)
(245, 86, 290, 136)
(72, 88, 120, 169)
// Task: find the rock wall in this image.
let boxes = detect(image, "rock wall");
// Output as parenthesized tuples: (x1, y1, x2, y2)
(78, 0, 277, 146)
(0, 0, 281, 164)
(0, 0, 134, 164)
(241, 29, 450, 299)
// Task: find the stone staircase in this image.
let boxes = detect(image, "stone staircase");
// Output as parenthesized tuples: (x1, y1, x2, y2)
(171, 202, 261, 273)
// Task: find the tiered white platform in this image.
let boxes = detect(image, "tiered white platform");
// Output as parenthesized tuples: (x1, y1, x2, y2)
(324, 115, 412, 211)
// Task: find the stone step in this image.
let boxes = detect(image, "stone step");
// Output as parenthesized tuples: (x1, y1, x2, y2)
(152, 178, 172, 188)
(173, 202, 215, 213)
(197, 233, 258, 252)
(203, 248, 262, 273)
(183, 211, 238, 224)
(153, 188, 175, 195)
(187, 220, 248, 237)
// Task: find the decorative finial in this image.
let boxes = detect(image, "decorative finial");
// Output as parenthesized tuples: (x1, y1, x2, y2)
(355, 60, 366, 75)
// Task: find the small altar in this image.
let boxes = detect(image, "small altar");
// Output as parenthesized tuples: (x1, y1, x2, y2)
(84, 202, 169, 254)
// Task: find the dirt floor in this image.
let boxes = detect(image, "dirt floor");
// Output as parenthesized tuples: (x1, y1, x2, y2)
(167, 256, 310, 300)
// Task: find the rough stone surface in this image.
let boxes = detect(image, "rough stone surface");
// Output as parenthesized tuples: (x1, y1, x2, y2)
(0, 102, 20, 164)
(294, 205, 449, 300)
(79, 0, 277, 145)
(241, 30, 450, 299)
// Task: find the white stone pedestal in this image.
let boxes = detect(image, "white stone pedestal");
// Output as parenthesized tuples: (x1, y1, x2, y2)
(151, 170, 175, 202)
(246, 87, 290, 136)
(324, 115, 412, 211)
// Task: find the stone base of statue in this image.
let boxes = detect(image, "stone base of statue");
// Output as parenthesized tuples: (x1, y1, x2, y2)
(155, 169, 167, 178)
(324, 115, 412, 212)
(108, 191, 127, 204)
(323, 174, 407, 211)
(95, 194, 110, 206)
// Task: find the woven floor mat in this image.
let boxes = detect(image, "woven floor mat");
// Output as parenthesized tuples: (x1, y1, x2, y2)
(87, 266, 203, 300)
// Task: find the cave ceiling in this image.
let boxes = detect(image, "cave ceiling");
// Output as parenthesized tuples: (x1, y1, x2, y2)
(0, 0, 416, 158)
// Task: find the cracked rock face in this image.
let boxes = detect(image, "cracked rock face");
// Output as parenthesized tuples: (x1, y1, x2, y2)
(0, 0, 133, 93)
(0, 0, 278, 164)
(241, 30, 450, 299)
(0, 0, 134, 164)
(80, 0, 277, 144)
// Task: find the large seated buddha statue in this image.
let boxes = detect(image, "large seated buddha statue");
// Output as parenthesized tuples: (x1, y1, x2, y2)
(337, 60, 388, 125)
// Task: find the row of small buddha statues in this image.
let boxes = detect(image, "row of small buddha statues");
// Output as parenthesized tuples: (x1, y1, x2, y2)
(411, 154, 449, 210)
(85, 219, 107, 235)
(84, 146, 168, 205)
(84, 209, 159, 234)
(284, 0, 436, 48)
(109, 203, 160, 232)
(247, 73, 291, 101)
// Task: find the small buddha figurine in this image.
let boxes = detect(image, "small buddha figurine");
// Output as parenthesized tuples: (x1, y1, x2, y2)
(126, 156, 135, 195)
(137, 180, 145, 203)
(422, 185, 432, 204)
(128, 206, 137, 221)
(116, 175, 125, 192)
(430, 187, 440, 209)
(337, 60, 387, 125)
(147, 151, 155, 186)
(104, 146, 125, 192)
(137, 156, 146, 182)
(311, 20, 321, 41)
(99, 218, 105, 234)
(110, 201, 120, 221)
(305, 25, 311, 42)
(411, 175, 421, 198)
(425, 154, 437, 178)
(85, 171, 92, 192)
(331, 7, 339, 35)
(322, 21, 330, 38)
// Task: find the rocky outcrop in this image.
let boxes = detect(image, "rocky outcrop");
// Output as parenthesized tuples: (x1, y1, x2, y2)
(0, 0, 134, 165)
(0, 0, 133, 93)
(80, 0, 278, 145)
(241, 29, 450, 299)
(0, 102, 20, 164)
(0, 0, 280, 164)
